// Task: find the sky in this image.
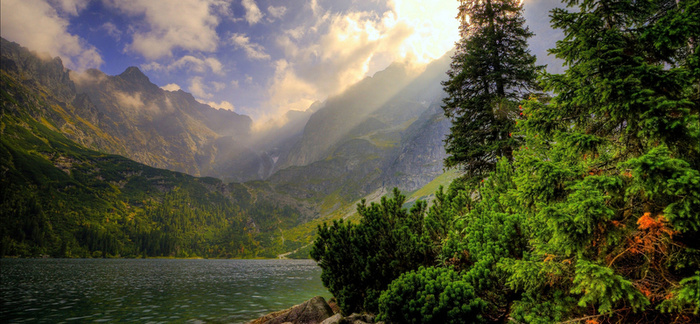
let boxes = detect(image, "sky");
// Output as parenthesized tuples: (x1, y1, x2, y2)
(1, 0, 563, 122)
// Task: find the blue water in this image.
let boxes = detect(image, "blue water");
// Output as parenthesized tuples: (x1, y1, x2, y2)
(0, 259, 329, 323)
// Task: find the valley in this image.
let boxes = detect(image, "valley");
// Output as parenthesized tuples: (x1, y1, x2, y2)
(0, 37, 453, 258)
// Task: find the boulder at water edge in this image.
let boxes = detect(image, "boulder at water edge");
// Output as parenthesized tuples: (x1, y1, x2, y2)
(248, 296, 334, 324)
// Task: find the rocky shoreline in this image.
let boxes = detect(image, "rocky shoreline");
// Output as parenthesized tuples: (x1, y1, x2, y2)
(247, 296, 383, 324)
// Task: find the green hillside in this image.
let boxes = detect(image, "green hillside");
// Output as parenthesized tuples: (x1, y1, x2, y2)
(0, 70, 305, 258)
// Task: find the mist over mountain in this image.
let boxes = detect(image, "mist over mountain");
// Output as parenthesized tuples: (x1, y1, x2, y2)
(2, 37, 454, 203)
(267, 53, 453, 205)
(1, 38, 277, 182)
(1, 36, 456, 256)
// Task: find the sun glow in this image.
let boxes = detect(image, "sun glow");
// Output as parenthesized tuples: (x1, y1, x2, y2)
(392, 0, 460, 63)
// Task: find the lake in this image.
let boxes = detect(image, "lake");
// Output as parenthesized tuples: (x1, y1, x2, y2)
(0, 258, 329, 323)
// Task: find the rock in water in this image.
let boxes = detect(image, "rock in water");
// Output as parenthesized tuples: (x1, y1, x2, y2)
(248, 296, 334, 324)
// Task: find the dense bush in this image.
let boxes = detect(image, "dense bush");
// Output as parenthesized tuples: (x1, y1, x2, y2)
(377, 266, 486, 324)
(310, 188, 435, 314)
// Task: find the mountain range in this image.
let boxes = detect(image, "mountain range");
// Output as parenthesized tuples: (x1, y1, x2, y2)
(0, 37, 454, 257)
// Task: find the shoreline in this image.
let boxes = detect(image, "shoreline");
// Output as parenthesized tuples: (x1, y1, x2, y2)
(0, 255, 313, 260)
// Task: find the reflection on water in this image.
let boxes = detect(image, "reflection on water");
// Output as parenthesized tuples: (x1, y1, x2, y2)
(0, 259, 328, 323)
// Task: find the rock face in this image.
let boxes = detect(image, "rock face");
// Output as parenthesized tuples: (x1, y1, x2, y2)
(248, 296, 334, 324)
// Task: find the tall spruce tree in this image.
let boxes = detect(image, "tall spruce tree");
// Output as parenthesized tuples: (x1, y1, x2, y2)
(442, 0, 540, 183)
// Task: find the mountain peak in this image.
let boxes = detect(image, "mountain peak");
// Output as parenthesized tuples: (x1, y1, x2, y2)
(118, 66, 150, 84)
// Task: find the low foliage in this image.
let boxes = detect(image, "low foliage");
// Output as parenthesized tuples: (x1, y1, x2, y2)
(310, 189, 435, 314)
(377, 266, 486, 324)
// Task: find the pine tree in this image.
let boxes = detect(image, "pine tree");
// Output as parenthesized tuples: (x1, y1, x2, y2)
(310, 189, 434, 314)
(442, 0, 540, 183)
(504, 0, 700, 321)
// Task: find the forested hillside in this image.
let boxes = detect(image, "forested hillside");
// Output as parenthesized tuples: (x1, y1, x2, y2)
(311, 0, 700, 322)
(0, 35, 458, 260)
(0, 69, 306, 258)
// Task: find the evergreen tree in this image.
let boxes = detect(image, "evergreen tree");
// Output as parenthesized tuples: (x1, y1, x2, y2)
(310, 189, 434, 314)
(503, 0, 700, 321)
(442, 0, 540, 183)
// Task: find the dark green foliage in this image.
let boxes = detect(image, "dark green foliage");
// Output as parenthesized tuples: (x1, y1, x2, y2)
(659, 272, 700, 316)
(310, 188, 434, 314)
(310, 1, 698, 323)
(377, 266, 486, 324)
(442, 0, 540, 183)
(570, 260, 649, 314)
(499, 0, 700, 322)
(440, 160, 527, 322)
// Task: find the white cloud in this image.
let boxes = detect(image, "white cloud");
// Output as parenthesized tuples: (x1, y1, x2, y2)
(266, 59, 317, 114)
(100, 22, 122, 41)
(188, 77, 226, 99)
(161, 83, 181, 91)
(267, 5, 287, 20)
(230, 33, 271, 60)
(242, 0, 263, 25)
(189, 76, 212, 99)
(390, 0, 460, 64)
(141, 55, 224, 75)
(49, 0, 89, 16)
(206, 100, 235, 111)
(104, 0, 225, 59)
(114, 91, 144, 110)
(211, 81, 226, 91)
(69, 69, 108, 86)
(0, 0, 103, 71)
(264, 10, 411, 115)
(259, 0, 460, 120)
(309, 0, 322, 16)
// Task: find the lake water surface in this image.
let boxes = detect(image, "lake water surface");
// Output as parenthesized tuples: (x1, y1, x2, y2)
(0, 259, 329, 323)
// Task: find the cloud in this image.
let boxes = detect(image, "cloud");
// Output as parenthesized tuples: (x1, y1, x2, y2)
(141, 55, 224, 75)
(0, 0, 103, 71)
(104, 0, 225, 59)
(161, 83, 181, 91)
(114, 91, 144, 110)
(265, 9, 411, 115)
(390, 0, 459, 64)
(205, 100, 235, 111)
(211, 81, 226, 91)
(188, 76, 225, 99)
(266, 59, 318, 114)
(100, 22, 122, 41)
(49, 0, 89, 16)
(267, 5, 287, 20)
(242, 0, 263, 25)
(189, 77, 212, 99)
(69, 69, 108, 86)
(259, 0, 460, 120)
(230, 33, 271, 60)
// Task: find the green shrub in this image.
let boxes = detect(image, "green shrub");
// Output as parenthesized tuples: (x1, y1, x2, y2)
(378, 266, 486, 324)
(310, 188, 435, 314)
